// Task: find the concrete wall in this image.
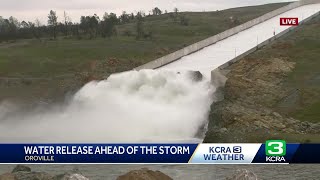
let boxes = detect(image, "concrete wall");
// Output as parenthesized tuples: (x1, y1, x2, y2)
(134, 1, 303, 70)
(302, 0, 320, 5)
(214, 10, 320, 75)
(218, 12, 320, 70)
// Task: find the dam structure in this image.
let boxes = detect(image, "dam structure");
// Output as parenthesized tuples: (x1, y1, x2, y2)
(135, 0, 320, 78)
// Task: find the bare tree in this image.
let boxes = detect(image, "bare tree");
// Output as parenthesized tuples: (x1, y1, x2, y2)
(174, 8, 179, 14)
(48, 10, 58, 39)
(27, 19, 42, 41)
(136, 12, 144, 39)
(63, 11, 69, 36)
(35, 19, 41, 27)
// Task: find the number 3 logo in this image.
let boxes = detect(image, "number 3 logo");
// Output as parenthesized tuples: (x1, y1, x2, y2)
(266, 140, 286, 156)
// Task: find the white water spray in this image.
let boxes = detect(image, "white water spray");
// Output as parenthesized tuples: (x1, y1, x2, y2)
(0, 70, 215, 143)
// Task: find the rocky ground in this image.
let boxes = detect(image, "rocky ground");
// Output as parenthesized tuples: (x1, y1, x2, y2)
(204, 15, 320, 143)
(205, 58, 320, 143)
(0, 165, 89, 180)
(0, 165, 258, 180)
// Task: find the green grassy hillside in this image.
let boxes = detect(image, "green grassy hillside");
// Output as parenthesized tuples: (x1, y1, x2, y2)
(0, 3, 288, 78)
(0, 3, 289, 102)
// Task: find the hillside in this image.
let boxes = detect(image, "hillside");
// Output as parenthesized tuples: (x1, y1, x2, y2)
(204, 14, 320, 143)
(0, 3, 289, 103)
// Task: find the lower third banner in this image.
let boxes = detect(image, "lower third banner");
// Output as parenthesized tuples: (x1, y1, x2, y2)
(0, 142, 318, 164)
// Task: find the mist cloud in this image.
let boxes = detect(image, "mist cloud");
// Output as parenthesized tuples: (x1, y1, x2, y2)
(0, 70, 214, 143)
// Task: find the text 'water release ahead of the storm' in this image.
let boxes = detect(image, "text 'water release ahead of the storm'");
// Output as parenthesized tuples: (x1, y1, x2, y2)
(0, 141, 319, 164)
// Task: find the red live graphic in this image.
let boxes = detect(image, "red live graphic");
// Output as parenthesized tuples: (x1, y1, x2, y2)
(280, 18, 299, 26)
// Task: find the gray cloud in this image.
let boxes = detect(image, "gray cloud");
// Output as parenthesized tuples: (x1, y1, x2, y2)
(0, 0, 295, 23)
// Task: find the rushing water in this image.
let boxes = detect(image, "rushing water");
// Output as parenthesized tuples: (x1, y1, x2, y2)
(0, 70, 214, 143)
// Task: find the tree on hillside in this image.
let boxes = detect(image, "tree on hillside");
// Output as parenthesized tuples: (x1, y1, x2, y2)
(27, 21, 37, 39)
(136, 12, 144, 39)
(63, 11, 72, 36)
(130, 13, 135, 20)
(100, 19, 113, 38)
(20, 21, 29, 28)
(174, 7, 179, 14)
(93, 14, 100, 37)
(35, 19, 41, 27)
(103, 12, 109, 21)
(152, 7, 162, 15)
(48, 10, 58, 39)
(80, 16, 87, 32)
(94, 14, 100, 22)
(7, 16, 19, 40)
(173, 7, 179, 21)
(63, 11, 68, 36)
(120, 11, 130, 24)
(19, 21, 31, 38)
(9, 16, 20, 28)
(71, 23, 81, 39)
(29, 19, 42, 41)
(88, 15, 98, 39)
(107, 13, 118, 24)
(0, 17, 9, 41)
(80, 15, 99, 39)
(101, 12, 118, 38)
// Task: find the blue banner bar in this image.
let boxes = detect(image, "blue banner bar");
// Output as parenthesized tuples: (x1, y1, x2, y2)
(0, 143, 319, 164)
(0, 144, 198, 163)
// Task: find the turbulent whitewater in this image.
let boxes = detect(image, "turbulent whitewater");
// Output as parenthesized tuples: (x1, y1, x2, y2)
(0, 70, 215, 143)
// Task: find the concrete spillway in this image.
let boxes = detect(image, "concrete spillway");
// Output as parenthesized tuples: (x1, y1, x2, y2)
(1, 2, 319, 144)
(159, 3, 320, 77)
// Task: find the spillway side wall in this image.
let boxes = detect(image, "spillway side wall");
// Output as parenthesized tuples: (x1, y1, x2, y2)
(214, 10, 320, 77)
(134, 1, 302, 70)
(302, 0, 320, 5)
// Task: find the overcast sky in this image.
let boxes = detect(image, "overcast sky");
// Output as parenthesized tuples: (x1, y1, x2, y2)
(1, 0, 295, 24)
